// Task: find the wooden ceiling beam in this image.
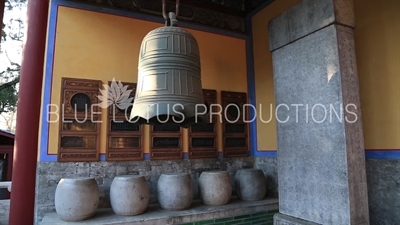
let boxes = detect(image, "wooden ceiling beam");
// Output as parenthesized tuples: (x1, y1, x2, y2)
(178, 0, 246, 17)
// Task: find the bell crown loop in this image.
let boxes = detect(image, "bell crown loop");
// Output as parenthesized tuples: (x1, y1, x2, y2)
(162, 0, 179, 27)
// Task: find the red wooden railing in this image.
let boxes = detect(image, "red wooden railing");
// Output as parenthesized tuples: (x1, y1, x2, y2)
(0, 145, 13, 199)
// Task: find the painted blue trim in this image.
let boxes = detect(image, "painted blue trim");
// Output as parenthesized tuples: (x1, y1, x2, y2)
(55, 0, 247, 39)
(39, 0, 247, 162)
(244, 0, 275, 157)
(252, 150, 400, 159)
(40, 155, 58, 162)
(41, 151, 400, 161)
(183, 153, 189, 159)
(41, 0, 400, 162)
(246, 0, 275, 20)
(39, 0, 59, 162)
(365, 151, 400, 159)
(245, 15, 258, 157)
(254, 151, 277, 157)
(99, 154, 106, 161)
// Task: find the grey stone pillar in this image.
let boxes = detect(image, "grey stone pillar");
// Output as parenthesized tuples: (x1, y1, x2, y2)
(268, 0, 369, 224)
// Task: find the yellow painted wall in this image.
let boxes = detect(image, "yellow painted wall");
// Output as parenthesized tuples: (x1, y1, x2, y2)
(253, 0, 400, 150)
(354, 0, 400, 149)
(46, 6, 247, 155)
(252, 0, 301, 151)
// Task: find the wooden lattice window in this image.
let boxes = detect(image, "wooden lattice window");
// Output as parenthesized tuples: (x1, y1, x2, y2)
(221, 91, 249, 157)
(58, 78, 102, 162)
(188, 89, 218, 159)
(150, 122, 183, 160)
(106, 82, 143, 161)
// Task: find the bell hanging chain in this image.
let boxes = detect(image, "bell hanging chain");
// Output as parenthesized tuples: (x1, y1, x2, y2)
(162, 0, 179, 27)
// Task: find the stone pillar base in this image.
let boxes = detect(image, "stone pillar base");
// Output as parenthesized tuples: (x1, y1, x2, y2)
(274, 213, 321, 225)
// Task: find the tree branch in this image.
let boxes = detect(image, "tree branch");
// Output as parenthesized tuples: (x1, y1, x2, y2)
(0, 76, 19, 91)
(5, 49, 20, 66)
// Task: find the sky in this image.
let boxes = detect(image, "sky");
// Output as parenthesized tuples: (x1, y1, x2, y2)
(0, 2, 27, 132)
(1, 2, 27, 71)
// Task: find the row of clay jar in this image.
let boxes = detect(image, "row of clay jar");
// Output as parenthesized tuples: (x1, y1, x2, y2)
(54, 168, 267, 222)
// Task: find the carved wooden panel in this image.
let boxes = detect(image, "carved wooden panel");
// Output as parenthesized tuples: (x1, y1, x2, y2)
(150, 133, 183, 160)
(150, 123, 183, 160)
(58, 78, 102, 162)
(105, 82, 143, 161)
(221, 91, 249, 157)
(188, 89, 218, 159)
(151, 124, 181, 133)
(61, 78, 101, 117)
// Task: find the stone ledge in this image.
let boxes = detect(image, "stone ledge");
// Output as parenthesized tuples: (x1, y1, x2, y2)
(274, 213, 321, 225)
(40, 197, 278, 225)
(0, 182, 11, 192)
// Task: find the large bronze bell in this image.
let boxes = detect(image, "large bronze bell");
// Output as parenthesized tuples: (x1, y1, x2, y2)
(130, 3, 207, 128)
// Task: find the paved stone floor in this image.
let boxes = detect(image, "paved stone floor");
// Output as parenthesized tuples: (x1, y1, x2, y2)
(40, 197, 278, 225)
(0, 199, 9, 225)
(0, 217, 8, 225)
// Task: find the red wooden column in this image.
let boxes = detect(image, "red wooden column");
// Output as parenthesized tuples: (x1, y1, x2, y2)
(8, 0, 49, 224)
(0, 0, 4, 50)
(0, 0, 4, 36)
